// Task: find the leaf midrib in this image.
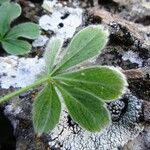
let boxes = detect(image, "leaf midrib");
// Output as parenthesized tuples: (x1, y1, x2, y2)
(58, 85, 101, 127)
(53, 31, 100, 74)
(53, 76, 122, 89)
(3, 39, 29, 50)
(7, 24, 38, 39)
(41, 85, 53, 133)
(34, 89, 49, 131)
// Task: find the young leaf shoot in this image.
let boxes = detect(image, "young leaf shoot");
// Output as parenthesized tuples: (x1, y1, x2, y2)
(0, 2, 40, 55)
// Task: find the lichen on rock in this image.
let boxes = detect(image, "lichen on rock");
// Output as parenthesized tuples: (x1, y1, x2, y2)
(0, 56, 45, 89)
(47, 91, 144, 150)
(39, 0, 83, 39)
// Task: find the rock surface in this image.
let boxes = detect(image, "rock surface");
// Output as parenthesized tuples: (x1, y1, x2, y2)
(0, 0, 150, 150)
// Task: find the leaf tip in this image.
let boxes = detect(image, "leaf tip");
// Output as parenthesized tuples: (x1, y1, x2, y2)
(106, 66, 128, 99)
(88, 24, 109, 40)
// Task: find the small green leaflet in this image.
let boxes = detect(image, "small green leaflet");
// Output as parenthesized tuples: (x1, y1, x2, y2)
(58, 85, 110, 132)
(6, 22, 41, 39)
(54, 66, 127, 101)
(52, 25, 109, 74)
(44, 37, 63, 73)
(2, 39, 31, 55)
(0, 2, 21, 36)
(32, 84, 61, 136)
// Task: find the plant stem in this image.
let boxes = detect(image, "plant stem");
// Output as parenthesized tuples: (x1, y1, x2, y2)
(0, 76, 50, 104)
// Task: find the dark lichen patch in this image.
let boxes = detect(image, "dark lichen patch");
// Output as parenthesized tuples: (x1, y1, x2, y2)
(28, 0, 43, 3)
(109, 22, 134, 46)
(58, 23, 64, 28)
(107, 100, 125, 121)
(61, 12, 70, 20)
(67, 115, 80, 134)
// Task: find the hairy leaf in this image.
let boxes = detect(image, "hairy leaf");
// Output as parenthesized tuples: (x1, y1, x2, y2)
(44, 37, 63, 73)
(2, 39, 31, 55)
(32, 84, 61, 136)
(58, 85, 110, 132)
(54, 66, 127, 101)
(54, 25, 109, 74)
(6, 22, 41, 39)
(0, 2, 21, 36)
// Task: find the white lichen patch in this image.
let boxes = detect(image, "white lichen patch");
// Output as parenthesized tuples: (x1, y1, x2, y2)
(0, 56, 45, 89)
(142, 0, 150, 9)
(4, 103, 21, 129)
(4, 104, 22, 116)
(32, 35, 49, 47)
(122, 50, 143, 67)
(42, 0, 59, 13)
(48, 110, 73, 148)
(39, 2, 83, 39)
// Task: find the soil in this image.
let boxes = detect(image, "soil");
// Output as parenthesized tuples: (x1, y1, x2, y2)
(0, 0, 149, 150)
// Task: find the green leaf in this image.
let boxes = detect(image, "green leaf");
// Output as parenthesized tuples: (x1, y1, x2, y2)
(6, 22, 41, 39)
(2, 39, 31, 55)
(32, 84, 61, 136)
(54, 66, 127, 101)
(53, 25, 109, 74)
(0, 2, 21, 36)
(44, 37, 63, 73)
(0, 0, 10, 5)
(58, 85, 110, 132)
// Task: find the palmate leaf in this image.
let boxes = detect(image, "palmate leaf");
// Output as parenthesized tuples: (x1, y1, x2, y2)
(54, 66, 127, 101)
(0, 23, 128, 135)
(44, 37, 63, 73)
(2, 39, 31, 55)
(53, 25, 109, 74)
(0, 2, 21, 36)
(58, 84, 110, 132)
(32, 84, 61, 136)
(6, 22, 41, 39)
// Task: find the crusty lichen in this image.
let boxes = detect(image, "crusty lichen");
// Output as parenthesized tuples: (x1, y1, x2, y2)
(39, 1, 83, 39)
(0, 56, 45, 89)
(48, 91, 144, 150)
